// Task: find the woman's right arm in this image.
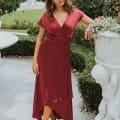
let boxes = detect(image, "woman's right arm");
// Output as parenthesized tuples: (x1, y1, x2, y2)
(32, 26, 46, 75)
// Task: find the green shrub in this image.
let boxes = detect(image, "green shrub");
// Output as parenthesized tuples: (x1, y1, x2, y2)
(72, 0, 104, 18)
(71, 48, 85, 72)
(71, 43, 89, 72)
(71, 43, 102, 111)
(72, 25, 94, 50)
(102, 0, 120, 16)
(12, 20, 33, 29)
(78, 52, 102, 111)
(1, 36, 36, 56)
(27, 25, 39, 36)
(72, 0, 120, 18)
(1, 20, 33, 30)
(1, 23, 12, 29)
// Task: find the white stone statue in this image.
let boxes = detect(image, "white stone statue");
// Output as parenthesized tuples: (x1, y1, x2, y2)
(91, 31, 120, 120)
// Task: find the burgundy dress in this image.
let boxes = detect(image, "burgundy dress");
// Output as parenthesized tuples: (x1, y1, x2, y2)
(32, 8, 84, 120)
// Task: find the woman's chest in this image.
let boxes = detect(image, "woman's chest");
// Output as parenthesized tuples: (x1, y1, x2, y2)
(45, 13, 79, 34)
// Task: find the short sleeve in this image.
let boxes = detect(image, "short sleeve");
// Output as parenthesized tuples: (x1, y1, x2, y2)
(37, 12, 47, 28)
(74, 8, 85, 23)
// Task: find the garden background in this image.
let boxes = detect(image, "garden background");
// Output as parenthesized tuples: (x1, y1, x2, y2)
(0, 0, 120, 114)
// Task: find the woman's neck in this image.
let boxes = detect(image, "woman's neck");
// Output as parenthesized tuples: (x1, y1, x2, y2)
(55, 6, 64, 12)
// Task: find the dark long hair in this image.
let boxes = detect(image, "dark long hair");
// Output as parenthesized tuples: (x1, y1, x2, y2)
(46, 0, 74, 19)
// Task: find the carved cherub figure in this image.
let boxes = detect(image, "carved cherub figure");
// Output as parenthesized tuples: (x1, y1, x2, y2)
(91, 64, 120, 120)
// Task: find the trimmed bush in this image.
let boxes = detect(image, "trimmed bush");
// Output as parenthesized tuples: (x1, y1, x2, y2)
(72, 25, 94, 50)
(71, 51, 85, 72)
(27, 25, 39, 36)
(71, 42, 91, 72)
(1, 36, 36, 56)
(1, 20, 33, 30)
(71, 24, 101, 111)
(71, 43, 102, 111)
(72, 0, 104, 18)
(1, 23, 12, 29)
(78, 52, 102, 111)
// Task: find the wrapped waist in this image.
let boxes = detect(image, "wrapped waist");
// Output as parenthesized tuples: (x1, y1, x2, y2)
(46, 34, 71, 42)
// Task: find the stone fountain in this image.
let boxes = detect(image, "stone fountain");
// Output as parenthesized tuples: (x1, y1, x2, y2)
(0, 31, 18, 62)
(17, 0, 45, 10)
(91, 31, 120, 120)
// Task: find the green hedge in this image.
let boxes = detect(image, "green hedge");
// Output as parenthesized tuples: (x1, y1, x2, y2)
(71, 51, 85, 72)
(71, 42, 90, 72)
(1, 36, 36, 56)
(72, 26, 101, 111)
(72, 0, 104, 18)
(71, 43, 102, 111)
(78, 52, 102, 111)
(72, 25, 95, 50)
(1, 20, 33, 29)
(27, 25, 39, 36)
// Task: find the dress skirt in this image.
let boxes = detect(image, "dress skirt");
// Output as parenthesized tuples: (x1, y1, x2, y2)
(32, 38, 73, 120)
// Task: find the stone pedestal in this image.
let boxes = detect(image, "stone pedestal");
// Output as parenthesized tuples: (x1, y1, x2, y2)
(91, 31, 120, 120)
(0, 31, 18, 64)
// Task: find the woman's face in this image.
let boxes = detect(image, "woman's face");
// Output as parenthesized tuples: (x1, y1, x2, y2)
(53, 0, 65, 7)
(118, 11, 120, 17)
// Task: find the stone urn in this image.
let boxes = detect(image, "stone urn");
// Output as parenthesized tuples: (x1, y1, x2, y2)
(91, 31, 120, 120)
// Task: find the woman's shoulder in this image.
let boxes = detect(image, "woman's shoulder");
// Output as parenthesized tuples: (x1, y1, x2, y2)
(37, 11, 49, 27)
(71, 8, 85, 22)
(40, 10, 48, 18)
(72, 8, 84, 14)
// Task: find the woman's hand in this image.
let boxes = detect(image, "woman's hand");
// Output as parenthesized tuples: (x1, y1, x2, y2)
(84, 26, 93, 40)
(79, 14, 94, 40)
(32, 26, 45, 76)
(32, 60, 39, 76)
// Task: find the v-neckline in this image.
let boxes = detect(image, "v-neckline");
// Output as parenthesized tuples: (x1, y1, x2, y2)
(53, 13, 69, 28)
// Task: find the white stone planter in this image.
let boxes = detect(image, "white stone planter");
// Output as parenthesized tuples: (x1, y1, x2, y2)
(91, 31, 120, 120)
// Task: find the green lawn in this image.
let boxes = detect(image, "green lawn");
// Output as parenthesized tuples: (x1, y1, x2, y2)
(0, 9, 44, 25)
(0, 29, 27, 33)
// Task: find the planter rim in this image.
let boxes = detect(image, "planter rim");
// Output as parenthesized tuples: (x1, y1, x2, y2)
(97, 31, 120, 38)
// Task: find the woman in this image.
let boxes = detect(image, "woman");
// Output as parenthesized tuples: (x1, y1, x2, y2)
(32, 0, 93, 120)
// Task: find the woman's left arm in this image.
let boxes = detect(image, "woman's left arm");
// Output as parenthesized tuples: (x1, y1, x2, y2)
(80, 14, 94, 40)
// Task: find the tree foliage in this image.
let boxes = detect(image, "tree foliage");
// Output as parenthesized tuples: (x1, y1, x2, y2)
(72, 0, 120, 18)
(103, 0, 120, 16)
(0, 0, 26, 15)
(0, 0, 44, 15)
(72, 0, 104, 18)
